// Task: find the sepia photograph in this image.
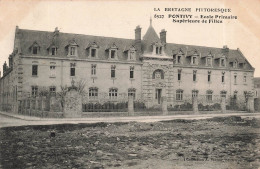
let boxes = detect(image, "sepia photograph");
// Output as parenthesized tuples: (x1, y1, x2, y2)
(0, 0, 260, 168)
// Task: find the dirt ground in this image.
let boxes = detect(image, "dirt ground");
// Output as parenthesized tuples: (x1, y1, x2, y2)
(0, 116, 260, 169)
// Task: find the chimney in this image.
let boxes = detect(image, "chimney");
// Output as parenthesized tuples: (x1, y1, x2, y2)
(3, 61, 7, 74)
(160, 29, 167, 43)
(135, 25, 142, 55)
(222, 45, 229, 56)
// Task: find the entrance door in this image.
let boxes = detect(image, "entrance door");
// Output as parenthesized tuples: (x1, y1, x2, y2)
(155, 89, 162, 104)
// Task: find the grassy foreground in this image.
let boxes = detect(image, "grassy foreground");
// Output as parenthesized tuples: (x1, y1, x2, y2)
(0, 116, 260, 169)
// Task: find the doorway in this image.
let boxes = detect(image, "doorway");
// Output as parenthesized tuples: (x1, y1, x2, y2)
(155, 89, 162, 104)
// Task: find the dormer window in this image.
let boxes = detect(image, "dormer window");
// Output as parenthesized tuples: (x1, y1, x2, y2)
(30, 41, 40, 55)
(107, 43, 118, 60)
(91, 49, 97, 57)
(233, 61, 237, 68)
(47, 43, 58, 56)
(206, 57, 212, 66)
(33, 47, 38, 54)
(111, 50, 116, 59)
(51, 48, 56, 55)
(153, 42, 164, 55)
(70, 47, 76, 56)
(156, 46, 162, 54)
(66, 40, 79, 57)
(177, 55, 181, 64)
(220, 58, 226, 67)
(86, 42, 99, 58)
(191, 56, 198, 65)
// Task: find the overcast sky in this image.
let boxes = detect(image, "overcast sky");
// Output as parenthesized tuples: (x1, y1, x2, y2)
(0, 0, 260, 76)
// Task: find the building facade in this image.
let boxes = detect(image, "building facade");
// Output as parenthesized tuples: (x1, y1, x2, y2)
(0, 20, 255, 113)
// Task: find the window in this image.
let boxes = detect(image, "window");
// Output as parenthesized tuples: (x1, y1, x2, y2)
(130, 66, 134, 79)
(70, 63, 76, 77)
(178, 69, 182, 81)
(176, 90, 183, 101)
(91, 64, 96, 75)
(109, 88, 118, 100)
(33, 47, 38, 55)
(233, 61, 237, 68)
(222, 72, 225, 83)
(111, 50, 116, 59)
(192, 90, 198, 98)
(192, 56, 197, 65)
(51, 48, 56, 56)
(220, 58, 225, 67)
(49, 86, 56, 95)
(50, 65, 56, 78)
(129, 50, 136, 60)
(206, 90, 213, 102)
(220, 90, 227, 98)
(243, 76, 247, 83)
(91, 48, 97, 57)
(176, 55, 181, 64)
(193, 70, 197, 82)
(156, 47, 159, 54)
(89, 88, 98, 100)
(128, 88, 136, 100)
(70, 47, 76, 56)
(32, 65, 38, 76)
(111, 65, 116, 78)
(234, 75, 237, 84)
(50, 66, 55, 70)
(208, 71, 211, 82)
(206, 57, 212, 66)
(31, 86, 38, 97)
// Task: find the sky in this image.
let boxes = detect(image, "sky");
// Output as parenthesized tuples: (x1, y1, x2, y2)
(0, 0, 260, 76)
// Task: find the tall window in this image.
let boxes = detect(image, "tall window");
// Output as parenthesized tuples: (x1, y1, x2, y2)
(91, 64, 96, 75)
(32, 65, 38, 76)
(222, 72, 225, 83)
(192, 56, 197, 65)
(50, 65, 56, 78)
(70, 47, 76, 56)
(193, 70, 197, 82)
(206, 57, 212, 66)
(49, 86, 56, 95)
(243, 75, 247, 83)
(176, 89, 183, 101)
(178, 69, 182, 81)
(128, 88, 136, 100)
(234, 75, 237, 84)
(111, 65, 116, 78)
(109, 88, 118, 100)
(31, 86, 38, 97)
(33, 47, 38, 55)
(130, 66, 134, 79)
(70, 63, 76, 76)
(111, 50, 116, 59)
(129, 50, 136, 60)
(208, 71, 211, 82)
(176, 55, 181, 64)
(220, 58, 225, 67)
(233, 61, 237, 68)
(91, 49, 97, 57)
(51, 47, 56, 56)
(206, 90, 213, 102)
(89, 88, 98, 100)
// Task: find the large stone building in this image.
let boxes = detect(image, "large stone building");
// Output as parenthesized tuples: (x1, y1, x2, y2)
(0, 20, 255, 113)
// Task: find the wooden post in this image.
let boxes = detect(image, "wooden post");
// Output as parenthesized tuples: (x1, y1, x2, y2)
(193, 96, 199, 114)
(221, 97, 226, 113)
(128, 95, 134, 116)
(162, 96, 168, 115)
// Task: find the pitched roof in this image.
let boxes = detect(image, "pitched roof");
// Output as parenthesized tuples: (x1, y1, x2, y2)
(14, 27, 254, 71)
